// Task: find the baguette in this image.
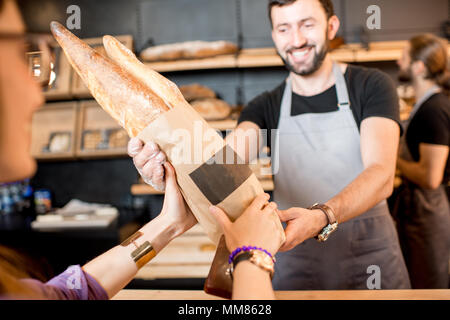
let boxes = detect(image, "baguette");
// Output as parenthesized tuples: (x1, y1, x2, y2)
(50, 21, 169, 137)
(102, 35, 187, 109)
(140, 40, 238, 62)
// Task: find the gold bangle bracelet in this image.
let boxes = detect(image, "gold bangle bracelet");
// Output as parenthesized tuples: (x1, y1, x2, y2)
(121, 231, 157, 269)
(132, 241, 157, 269)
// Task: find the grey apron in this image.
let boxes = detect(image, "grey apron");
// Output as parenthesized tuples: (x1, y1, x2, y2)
(271, 63, 411, 290)
(393, 86, 450, 289)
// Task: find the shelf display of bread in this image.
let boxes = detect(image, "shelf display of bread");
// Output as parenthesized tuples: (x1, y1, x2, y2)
(140, 40, 238, 62)
(30, 99, 238, 161)
(30, 102, 78, 160)
(143, 41, 450, 73)
(179, 83, 234, 121)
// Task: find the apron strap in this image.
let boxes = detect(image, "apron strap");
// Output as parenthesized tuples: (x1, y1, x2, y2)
(333, 62, 350, 109)
(280, 77, 293, 118)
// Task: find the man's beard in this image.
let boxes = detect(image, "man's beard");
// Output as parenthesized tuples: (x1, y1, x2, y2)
(398, 67, 413, 83)
(280, 38, 329, 76)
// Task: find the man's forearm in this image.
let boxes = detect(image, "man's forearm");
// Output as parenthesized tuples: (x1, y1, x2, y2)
(326, 164, 394, 223)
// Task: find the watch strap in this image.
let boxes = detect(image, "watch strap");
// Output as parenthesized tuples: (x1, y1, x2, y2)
(309, 203, 337, 224)
(233, 251, 252, 270)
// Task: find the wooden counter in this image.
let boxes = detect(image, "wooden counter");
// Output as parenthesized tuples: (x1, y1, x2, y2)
(113, 289, 450, 300)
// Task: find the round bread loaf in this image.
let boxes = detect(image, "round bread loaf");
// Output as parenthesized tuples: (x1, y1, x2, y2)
(190, 98, 231, 121)
(180, 83, 216, 102)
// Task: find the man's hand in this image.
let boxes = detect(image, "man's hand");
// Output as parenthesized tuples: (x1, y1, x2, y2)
(128, 137, 166, 191)
(277, 207, 328, 251)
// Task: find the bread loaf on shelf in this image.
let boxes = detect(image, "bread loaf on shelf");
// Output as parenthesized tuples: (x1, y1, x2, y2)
(180, 83, 216, 102)
(140, 40, 238, 62)
(191, 98, 231, 121)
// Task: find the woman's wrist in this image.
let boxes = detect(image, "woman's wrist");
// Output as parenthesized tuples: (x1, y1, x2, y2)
(139, 215, 179, 253)
(228, 245, 275, 264)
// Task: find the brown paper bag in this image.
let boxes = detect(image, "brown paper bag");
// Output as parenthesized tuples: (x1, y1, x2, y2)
(138, 102, 285, 298)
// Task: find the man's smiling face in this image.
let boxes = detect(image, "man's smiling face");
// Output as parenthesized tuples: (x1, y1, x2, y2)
(270, 0, 335, 76)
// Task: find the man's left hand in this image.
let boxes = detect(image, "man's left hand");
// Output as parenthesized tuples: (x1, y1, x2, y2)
(277, 207, 328, 251)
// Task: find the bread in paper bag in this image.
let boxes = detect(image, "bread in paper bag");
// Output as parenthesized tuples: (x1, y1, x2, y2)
(50, 21, 285, 245)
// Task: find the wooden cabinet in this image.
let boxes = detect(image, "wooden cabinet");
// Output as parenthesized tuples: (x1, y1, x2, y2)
(31, 101, 130, 160)
(31, 102, 78, 160)
(76, 101, 129, 158)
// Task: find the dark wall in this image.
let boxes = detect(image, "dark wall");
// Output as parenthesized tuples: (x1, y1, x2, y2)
(32, 158, 137, 208)
(19, 0, 449, 49)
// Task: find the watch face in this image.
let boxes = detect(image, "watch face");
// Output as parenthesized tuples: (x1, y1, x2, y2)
(250, 250, 275, 274)
(318, 223, 338, 242)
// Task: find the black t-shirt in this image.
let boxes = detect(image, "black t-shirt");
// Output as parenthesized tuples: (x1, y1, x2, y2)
(238, 64, 401, 148)
(406, 92, 450, 183)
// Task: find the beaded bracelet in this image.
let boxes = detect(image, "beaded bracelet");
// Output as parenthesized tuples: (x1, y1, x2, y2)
(228, 245, 275, 265)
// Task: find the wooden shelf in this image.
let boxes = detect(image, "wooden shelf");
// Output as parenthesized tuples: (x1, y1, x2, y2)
(33, 100, 239, 161)
(140, 41, 424, 73)
(236, 48, 284, 68)
(144, 54, 237, 72)
(31, 102, 78, 160)
(131, 178, 274, 195)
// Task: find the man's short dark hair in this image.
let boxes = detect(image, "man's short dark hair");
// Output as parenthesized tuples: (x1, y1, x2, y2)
(0, 0, 4, 13)
(268, 0, 335, 28)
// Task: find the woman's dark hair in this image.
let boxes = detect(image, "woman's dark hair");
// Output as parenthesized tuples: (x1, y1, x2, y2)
(268, 0, 335, 27)
(409, 33, 450, 96)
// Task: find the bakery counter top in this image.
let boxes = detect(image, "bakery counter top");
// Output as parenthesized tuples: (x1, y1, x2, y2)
(113, 289, 450, 300)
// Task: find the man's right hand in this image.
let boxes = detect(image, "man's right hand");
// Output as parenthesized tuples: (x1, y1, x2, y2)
(127, 137, 167, 191)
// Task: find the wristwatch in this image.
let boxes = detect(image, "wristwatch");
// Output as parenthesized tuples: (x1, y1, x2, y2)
(308, 203, 338, 242)
(228, 250, 275, 279)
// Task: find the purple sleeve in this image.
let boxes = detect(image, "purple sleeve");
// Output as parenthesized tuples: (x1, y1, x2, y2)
(20, 265, 108, 300)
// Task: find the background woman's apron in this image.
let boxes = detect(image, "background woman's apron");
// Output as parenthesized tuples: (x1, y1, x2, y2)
(392, 86, 450, 289)
(271, 63, 411, 290)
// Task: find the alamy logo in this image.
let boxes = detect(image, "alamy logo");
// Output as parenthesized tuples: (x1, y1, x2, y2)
(366, 265, 381, 289)
(66, 5, 81, 30)
(66, 266, 82, 290)
(366, 5, 381, 30)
